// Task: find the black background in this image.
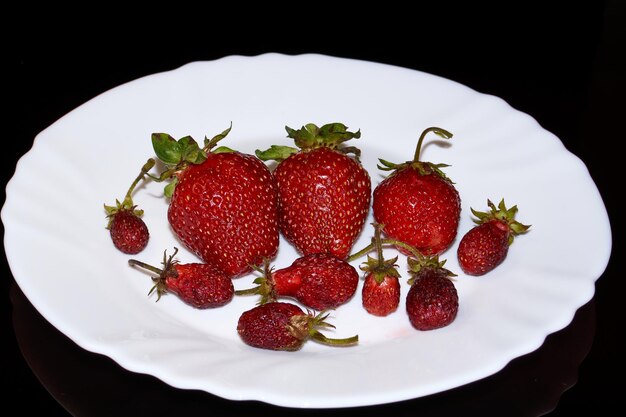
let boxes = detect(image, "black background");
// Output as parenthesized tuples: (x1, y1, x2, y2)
(4, 3, 624, 415)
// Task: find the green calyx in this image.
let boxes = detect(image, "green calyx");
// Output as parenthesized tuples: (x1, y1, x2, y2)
(234, 259, 276, 304)
(104, 158, 156, 228)
(288, 310, 359, 347)
(377, 126, 454, 183)
(359, 223, 400, 284)
(255, 122, 362, 163)
(128, 248, 180, 302)
(149, 124, 234, 197)
(471, 199, 531, 245)
(406, 254, 456, 285)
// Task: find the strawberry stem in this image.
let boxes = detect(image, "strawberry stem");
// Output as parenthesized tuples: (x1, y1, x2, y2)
(128, 248, 179, 302)
(374, 223, 384, 268)
(124, 158, 156, 203)
(233, 259, 276, 303)
(309, 331, 359, 346)
(413, 127, 453, 163)
(346, 242, 375, 262)
(127, 259, 163, 275)
(346, 237, 423, 262)
(382, 239, 422, 259)
(234, 286, 262, 296)
(128, 248, 179, 276)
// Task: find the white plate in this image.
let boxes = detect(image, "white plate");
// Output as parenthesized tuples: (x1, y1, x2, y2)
(2, 54, 611, 408)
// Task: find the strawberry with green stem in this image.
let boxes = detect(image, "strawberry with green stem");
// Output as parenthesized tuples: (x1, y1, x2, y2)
(235, 252, 359, 311)
(405, 253, 458, 331)
(359, 223, 401, 317)
(373, 127, 461, 256)
(457, 199, 530, 276)
(347, 228, 459, 328)
(149, 125, 279, 277)
(256, 122, 371, 259)
(237, 302, 358, 351)
(104, 158, 155, 254)
(128, 248, 234, 308)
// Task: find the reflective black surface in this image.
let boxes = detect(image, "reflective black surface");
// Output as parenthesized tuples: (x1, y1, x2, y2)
(5, 3, 623, 415)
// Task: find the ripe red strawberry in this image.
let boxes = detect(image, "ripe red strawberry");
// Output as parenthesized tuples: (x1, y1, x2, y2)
(128, 248, 234, 308)
(236, 253, 359, 310)
(151, 126, 279, 277)
(237, 302, 358, 351)
(359, 223, 401, 317)
(108, 210, 149, 254)
(256, 122, 371, 259)
(104, 159, 155, 254)
(405, 254, 458, 330)
(457, 199, 530, 276)
(373, 127, 460, 256)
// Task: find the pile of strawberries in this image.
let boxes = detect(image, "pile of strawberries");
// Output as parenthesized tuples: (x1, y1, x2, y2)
(105, 122, 530, 351)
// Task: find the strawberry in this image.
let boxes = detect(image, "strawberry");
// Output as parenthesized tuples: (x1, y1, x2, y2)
(128, 248, 234, 308)
(359, 223, 401, 317)
(405, 254, 458, 330)
(256, 122, 371, 259)
(150, 126, 279, 277)
(236, 253, 359, 310)
(457, 199, 530, 276)
(104, 159, 155, 254)
(373, 127, 460, 256)
(237, 302, 358, 351)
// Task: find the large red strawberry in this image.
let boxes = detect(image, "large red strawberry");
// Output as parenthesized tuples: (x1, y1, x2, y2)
(104, 159, 155, 254)
(256, 122, 371, 259)
(405, 254, 458, 330)
(359, 223, 401, 317)
(150, 126, 279, 277)
(457, 199, 530, 276)
(128, 248, 234, 308)
(373, 127, 460, 256)
(236, 253, 359, 310)
(237, 302, 358, 351)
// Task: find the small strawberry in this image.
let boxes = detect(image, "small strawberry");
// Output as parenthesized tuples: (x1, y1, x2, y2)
(457, 199, 531, 276)
(236, 253, 359, 310)
(237, 302, 358, 351)
(104, 159, 155, 254)
(150, 125, 279, 277)
(128, 248, 234, 308)
(373, 127, 460, 256)
(256, 122, 371, 259)
(405, 254, 458, 330)
(359, 223, 401, 317)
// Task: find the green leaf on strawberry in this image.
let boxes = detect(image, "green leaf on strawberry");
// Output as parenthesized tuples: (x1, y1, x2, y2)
(163, 177, 178, 199)
(470, 199, 531, 245)
(212, 145, 236, 154)
(179, 136, 207, 165)
(149, 125, 234, 196)
(151, 134, 207, 167)
(255, 145, 299, 162)
(285, 122, 361, 150)
(151, 133, 182, 165)
(204, 123, 232, 151)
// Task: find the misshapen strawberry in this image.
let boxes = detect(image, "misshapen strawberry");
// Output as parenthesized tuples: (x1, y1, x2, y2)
(405, 254, 458, 331)
(373, 127, 460, 256)
(236, 253, 358, 310)
(237, 302, 358, 351)
(104, 159, 155, 254)
(256, 123, 371, 259)
(457, 199, 530, 276)
(359, 223, 401, 317)
(150, 126, 279, 277)
(128, 248, 234, 308)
